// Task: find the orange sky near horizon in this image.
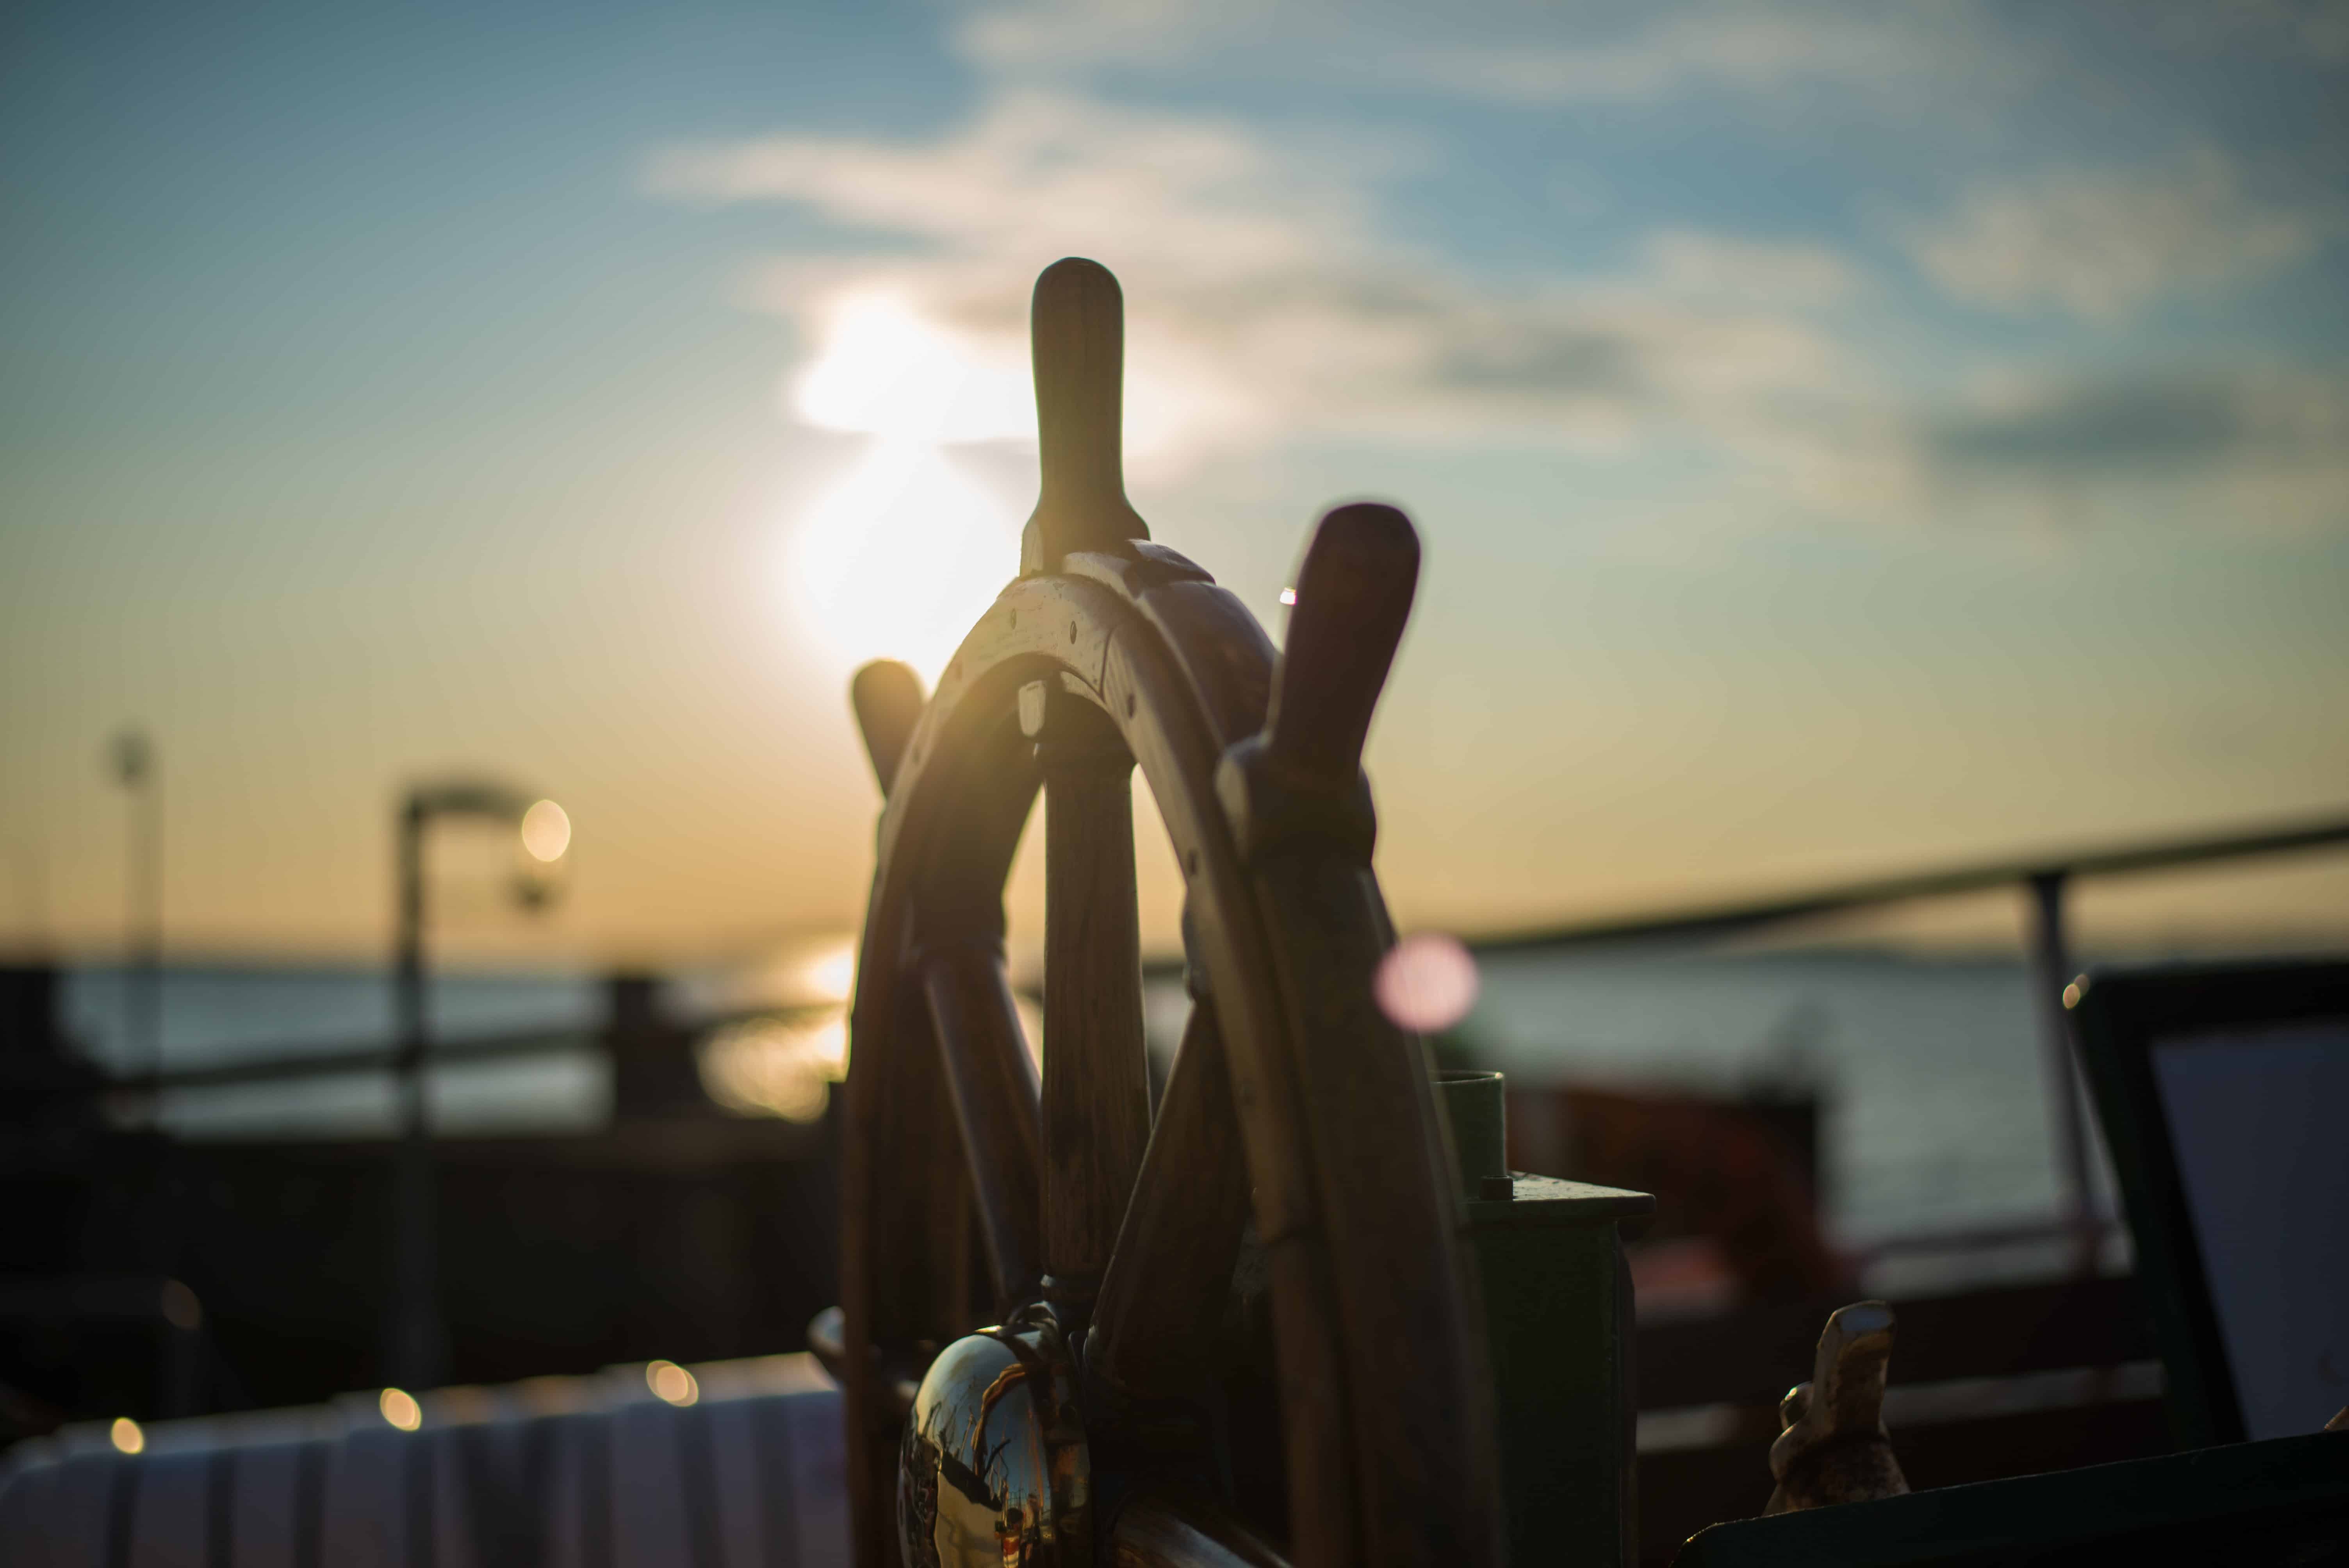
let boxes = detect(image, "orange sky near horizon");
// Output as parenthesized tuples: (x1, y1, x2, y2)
(6, 2, 2348, 975)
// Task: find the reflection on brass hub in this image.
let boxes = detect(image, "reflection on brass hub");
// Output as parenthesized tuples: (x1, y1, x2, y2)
(899, 1304, 1093, 1566)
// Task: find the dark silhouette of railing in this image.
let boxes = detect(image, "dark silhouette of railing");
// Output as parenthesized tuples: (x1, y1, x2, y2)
(1470, 807, 2349, 1271)
(1472, 809, 2349, 953)
(75, 807, 2349, 1367)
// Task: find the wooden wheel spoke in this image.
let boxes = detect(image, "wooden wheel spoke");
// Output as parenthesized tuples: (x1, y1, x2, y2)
(865, 974, 983, 1349)
(1034, 690, 1152, 1321)
(1090, 997, 1251, 1405)
(918, 939, 1045, 1316)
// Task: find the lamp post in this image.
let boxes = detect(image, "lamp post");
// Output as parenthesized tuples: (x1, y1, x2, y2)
(109, 730, 162, 1082)
(388, 779, 570, 1390)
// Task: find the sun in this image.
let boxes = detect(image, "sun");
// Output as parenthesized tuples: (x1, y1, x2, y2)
(792, 294, 1032, 445)
(778, 290, 1215, 681)
(782, 296, 1033, 681)
(788, 438, 1022, 682)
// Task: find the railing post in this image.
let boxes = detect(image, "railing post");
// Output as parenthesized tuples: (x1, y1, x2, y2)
(389, 797, 444, 1388)
(2025, 871, 2097, 1274)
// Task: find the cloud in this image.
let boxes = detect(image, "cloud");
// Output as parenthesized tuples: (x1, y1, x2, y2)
(1924, 374, 2337, 472)
(650, 91, 1856, 472)
(647, 9, 2349, 537)
(2134, 0, 2349, 64)
(1640, 230, 1862, 309)
(1901, 151, 2329, 320)
(1904, 367, 2349, 530)
(956, 0, 2010, 107)
(1405, 9, 1998, 105)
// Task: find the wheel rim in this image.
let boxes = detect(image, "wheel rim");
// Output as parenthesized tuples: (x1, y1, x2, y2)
(837, 261, 1504, 1568)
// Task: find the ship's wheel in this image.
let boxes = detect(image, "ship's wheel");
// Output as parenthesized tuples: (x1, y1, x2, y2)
(826, 258, 1503, 1568)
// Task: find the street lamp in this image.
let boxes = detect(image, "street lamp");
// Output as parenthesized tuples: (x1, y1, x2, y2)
(387, 778, 569, 1389)
(108, 730, 162, 1082)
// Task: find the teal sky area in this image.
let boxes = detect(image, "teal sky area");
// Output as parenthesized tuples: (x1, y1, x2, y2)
(5, 0, 2347, 967)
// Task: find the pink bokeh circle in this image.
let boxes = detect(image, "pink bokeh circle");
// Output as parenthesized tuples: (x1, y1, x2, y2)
(1374, 932, 1481, 1033)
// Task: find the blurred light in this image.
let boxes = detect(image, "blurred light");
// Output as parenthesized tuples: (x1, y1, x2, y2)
(1374, 932, 1481, 1033)
(789, 438, 1019, 682)
(794, 294, 1033, 445)
(697, 1012, 849, 1123)
(1278, 587, 1297, 605)
(802, 943, 857, 1004)
(380, 1387, 423, 1431)
(790, 290, 1197, 459)
(646, 1360, 700, 1407)
(520, 799, 572, 863)
(109, 1417, 144, 1454)
(1014, 992, 1044, 1073)
(2062, 980, 2083, 1009)
(160, 1280, 201, 1331)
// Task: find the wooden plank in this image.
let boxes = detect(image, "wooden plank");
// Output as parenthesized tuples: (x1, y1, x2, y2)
(1636, 1276, 2153, 1411)
(1090, 998, 1251, 1404)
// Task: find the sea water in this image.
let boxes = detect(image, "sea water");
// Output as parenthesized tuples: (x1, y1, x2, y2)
(57, 950, 2098, 1245)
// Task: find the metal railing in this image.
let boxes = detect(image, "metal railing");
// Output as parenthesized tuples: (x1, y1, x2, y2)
(1466, 807, 2349, 1269)
(1471, 809, 2349, 953)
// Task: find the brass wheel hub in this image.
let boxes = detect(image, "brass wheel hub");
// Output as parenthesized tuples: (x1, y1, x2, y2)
(898, 1305, 1093, 1566)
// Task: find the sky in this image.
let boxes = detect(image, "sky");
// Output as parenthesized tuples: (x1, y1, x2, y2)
(4, 0, 2347, 970)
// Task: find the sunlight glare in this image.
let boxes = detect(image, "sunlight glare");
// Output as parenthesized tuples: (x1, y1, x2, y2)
(789, 438, 1019, 681)
(697, 1013, 849, 1123)
(800, 941, 857, 1003)
(791, 290, 1196, 460)
(793, 294, 1032, 444)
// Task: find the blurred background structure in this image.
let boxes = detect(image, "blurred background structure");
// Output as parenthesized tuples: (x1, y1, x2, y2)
(2, 1, 2347, 1552)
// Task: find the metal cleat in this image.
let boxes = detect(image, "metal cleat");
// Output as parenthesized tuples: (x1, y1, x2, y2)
(1763, 1299, 1909, 1515)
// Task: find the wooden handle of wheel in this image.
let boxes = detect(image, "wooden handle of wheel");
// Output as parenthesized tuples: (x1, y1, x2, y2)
(1026, 258, 1148, 568)
(851, 659, 925, 796)
(1262, 502, 1421, 793)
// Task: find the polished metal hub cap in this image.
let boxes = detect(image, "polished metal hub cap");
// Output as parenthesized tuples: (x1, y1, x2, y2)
(898, 1305, 1093, 1567)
